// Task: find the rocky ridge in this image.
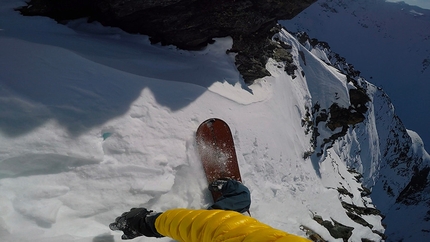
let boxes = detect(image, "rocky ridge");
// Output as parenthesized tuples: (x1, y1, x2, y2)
(17, 0, 316, 83)
(293, 31, 430, 241)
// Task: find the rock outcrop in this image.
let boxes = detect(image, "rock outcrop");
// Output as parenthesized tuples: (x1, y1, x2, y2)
(17, 0, 316, 83)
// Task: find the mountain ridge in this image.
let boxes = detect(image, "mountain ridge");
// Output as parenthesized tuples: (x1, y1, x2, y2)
(281, 0, 430, 150)
(291, 29, 430, 240)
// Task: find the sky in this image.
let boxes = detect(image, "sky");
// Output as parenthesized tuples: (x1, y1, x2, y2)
(386, 0, 430, 9)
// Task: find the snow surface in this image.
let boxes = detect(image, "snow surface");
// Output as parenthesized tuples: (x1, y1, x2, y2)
(0, 0, 395, 241)
(386, 0, 430, 10)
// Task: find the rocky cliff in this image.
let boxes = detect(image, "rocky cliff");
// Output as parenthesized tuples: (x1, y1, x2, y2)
(17, 0, 316, 83)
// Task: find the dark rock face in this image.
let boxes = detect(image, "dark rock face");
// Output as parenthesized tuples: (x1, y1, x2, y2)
(17, 0, 316, 83)
(313, 215, 354, 241)
(396, 166, 430, 205)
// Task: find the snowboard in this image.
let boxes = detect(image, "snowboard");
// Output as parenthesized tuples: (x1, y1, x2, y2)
(196, 118, 242, 202)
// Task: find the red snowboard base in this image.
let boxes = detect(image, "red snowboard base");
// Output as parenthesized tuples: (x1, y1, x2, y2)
(196, 118, 242, 201)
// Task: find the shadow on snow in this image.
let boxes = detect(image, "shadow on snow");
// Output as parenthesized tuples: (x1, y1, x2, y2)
(0, 11, 249, 137)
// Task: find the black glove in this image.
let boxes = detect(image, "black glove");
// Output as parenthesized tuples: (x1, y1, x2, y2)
(109, 208, 163, 240)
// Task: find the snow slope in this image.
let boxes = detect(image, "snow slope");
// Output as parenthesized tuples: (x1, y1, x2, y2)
(281, 0, 430, 148)
(1, 0, 427, 241)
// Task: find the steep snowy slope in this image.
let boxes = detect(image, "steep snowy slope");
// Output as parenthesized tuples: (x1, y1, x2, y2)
(0, 0, 428, 241)
(281, 0, 430, 149)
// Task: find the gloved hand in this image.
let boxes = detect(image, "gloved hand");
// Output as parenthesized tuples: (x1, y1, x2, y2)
(109, 208, 163, 240)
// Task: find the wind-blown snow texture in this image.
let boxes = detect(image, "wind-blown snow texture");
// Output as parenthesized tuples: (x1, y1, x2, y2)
(281, 0, 430, 149)
(0, 0, 428, 241)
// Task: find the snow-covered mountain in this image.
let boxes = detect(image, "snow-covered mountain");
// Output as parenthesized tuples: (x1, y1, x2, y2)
(281, 0, 430, 151)
(292, 31, 430, 241)
(0, 0, 429, 242)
